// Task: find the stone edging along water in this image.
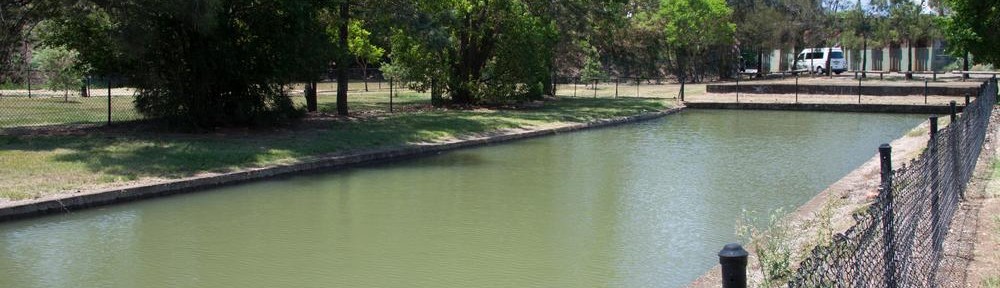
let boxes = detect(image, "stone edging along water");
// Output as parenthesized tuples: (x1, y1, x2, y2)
(685, 102, 963, 114)
(0, 107, 686, 222)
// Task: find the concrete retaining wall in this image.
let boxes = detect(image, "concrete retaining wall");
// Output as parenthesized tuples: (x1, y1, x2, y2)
(684, 102, 964, 114)
(0, 107, 685, 222)
(706, 84, 979, 96)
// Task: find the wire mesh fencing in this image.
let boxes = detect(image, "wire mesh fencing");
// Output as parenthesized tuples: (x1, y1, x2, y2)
(553, 76, 691, 99)
(0, 70, 141, 129)
(788, 78, 998, 287)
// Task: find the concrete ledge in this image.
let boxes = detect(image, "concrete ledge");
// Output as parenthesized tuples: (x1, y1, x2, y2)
(0, 107, 685, 222)
(684, 102, 964, 114)
(706, 83, 979, 96)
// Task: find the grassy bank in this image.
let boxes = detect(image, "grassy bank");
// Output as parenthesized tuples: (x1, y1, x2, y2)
(0, 97, 673, 200)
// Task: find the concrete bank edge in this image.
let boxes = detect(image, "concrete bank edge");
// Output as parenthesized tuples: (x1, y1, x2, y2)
(685, 102, 963, 114)
(706, 83, 979, 96)
(686, 115, 942, 287)
(0, 107, 685, 221)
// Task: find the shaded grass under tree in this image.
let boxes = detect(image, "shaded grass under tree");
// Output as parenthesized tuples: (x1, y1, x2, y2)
(0, 97, 671, 200)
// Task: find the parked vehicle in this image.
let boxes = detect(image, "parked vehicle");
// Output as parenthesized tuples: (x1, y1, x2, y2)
(793, 48, 846, 74)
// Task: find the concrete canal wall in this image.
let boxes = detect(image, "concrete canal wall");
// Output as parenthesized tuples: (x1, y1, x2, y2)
(685, 102, 965, 114)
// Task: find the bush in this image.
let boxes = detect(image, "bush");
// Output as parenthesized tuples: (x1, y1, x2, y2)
(31, 46, 86, 95)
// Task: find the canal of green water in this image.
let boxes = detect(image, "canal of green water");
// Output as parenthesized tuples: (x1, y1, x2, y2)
(0, 110, 926, 287)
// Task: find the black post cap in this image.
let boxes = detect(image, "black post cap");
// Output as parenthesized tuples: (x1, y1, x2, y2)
(719, 243, 749, 263)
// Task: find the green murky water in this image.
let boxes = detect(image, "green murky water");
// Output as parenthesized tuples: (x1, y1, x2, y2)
(0, 110, 925, 287)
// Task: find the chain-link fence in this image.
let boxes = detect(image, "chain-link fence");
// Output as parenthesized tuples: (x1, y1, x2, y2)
(0, 70, 141, 129)
(788, 78, 998, 287)
(289, 68, 433, 115)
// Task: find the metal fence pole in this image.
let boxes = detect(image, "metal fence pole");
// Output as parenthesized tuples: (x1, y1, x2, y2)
(924, 80, 928, 104)
(719, 243, 748, 288)
(735, 74, 740, 103)
(26, 70, 32, 98)
(680, 77, 685, 102)
(859, 76, 863, 104)
(965, 93, 970, 107)
(950, 101, 957, 123)
(573, 78, 577, 97)
(879, 144, 897, 288)
(615, 78, 619, 98)
(107, 77, 112, 126)
(928, 115, 942, 255)
(594, 79, 598, 98)
(635, 77, 640, 98)
(795, 73, 799, 103)
(389, 77, 394, 113)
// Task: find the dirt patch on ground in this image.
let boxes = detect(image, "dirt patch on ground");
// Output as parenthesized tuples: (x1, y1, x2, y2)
(958, 107, 1000, 287)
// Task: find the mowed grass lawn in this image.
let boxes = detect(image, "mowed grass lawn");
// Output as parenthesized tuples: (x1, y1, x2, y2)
(0, 80, 698, 128)
(0, 97, 674, 200)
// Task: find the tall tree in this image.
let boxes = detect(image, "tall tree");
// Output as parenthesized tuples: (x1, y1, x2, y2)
(941, 0, 1000, 66)
(658, 0, 736, 82)
(387, 0, 554, 106)
(0, 0, 59, 80)
(47, 0, 335, 128)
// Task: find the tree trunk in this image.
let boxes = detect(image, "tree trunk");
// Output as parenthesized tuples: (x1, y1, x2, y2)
(862, 34, 868, 78)
(305, 81, 317, 112)
(757, 48, 764, 77)
(336, 2, 350, 116)
(362, 61, 369, 92)
(448, 8, 495, 105)
(431, 79, 443, 106)
(905, 40, 914, 80)
(963, 52, 970, 79)
(825, 47, 832, 76)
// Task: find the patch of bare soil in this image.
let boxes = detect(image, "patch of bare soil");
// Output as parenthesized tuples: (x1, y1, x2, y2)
(955, 107, 1000, 287)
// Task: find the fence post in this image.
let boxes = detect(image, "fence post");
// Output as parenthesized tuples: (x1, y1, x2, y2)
(615, 77, 618, 99)
(924, 80, 928, 104)
(735, 74, 740, 103)
(950, 101, 957, 123)
(795, 73, 799, 103)
(107, 77, 112, 126)
(594, 79, 598, 98)
(680, 77, 685, 102)
(965, 93, 970, 107)
(929, 116, 940, 252)
(952, 103, 965, 199)
(859, 76, 863, 104)
(26, 70, 32, 98)
(879, 143, 897, 288)
(635, 77, 640, 98)
(719, 243, 748, 288)
(389, 77, 394, 113)
(573, 78, 577, 97)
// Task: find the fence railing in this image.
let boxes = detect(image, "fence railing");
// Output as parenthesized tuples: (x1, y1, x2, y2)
(0, 71, 142, 129)
(783, 78, 997, 287)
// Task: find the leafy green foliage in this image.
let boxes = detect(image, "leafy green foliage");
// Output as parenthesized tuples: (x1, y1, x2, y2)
(658, 0, 735, 81)
(31, 45, 85, 94)
(737, 208, 794, 287)
(941, 0, 1000, 66)
(49, 0, 336, 128)
(388, 0, 554, 106)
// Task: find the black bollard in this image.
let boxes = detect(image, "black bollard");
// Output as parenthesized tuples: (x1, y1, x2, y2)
(950, 101, 957, 122)
(929, 115, 938, 139)
(965, 93, 970, 107)
(719, 243, 749, 288)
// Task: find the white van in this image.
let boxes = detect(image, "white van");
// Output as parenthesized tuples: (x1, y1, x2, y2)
(793, 48, 846, 74)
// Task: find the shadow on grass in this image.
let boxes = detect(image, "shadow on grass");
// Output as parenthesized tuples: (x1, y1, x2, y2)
(0, 98, 666, 185)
